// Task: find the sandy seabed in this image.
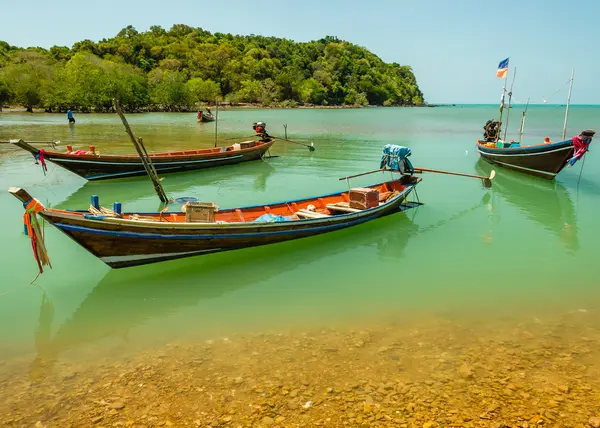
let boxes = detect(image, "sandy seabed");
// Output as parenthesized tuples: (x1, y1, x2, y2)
(2, 308, 600, 428)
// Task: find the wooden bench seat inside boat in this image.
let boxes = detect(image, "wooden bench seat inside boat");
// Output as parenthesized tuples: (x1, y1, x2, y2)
(296, 209, 331, 219)
(326, 202, 362, 213)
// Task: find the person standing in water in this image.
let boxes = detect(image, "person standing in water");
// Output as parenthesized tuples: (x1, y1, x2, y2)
(67, 107, 75, 123)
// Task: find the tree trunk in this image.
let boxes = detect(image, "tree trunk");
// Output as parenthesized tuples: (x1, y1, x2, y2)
(26, 105, 33, 113)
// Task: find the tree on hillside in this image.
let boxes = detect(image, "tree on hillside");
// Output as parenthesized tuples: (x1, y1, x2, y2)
(0, 26, 425, 111)
(0, 51, 54, 112)
(0, 79, 13, 111)
(149, 69, 191, 110)
(186, 78, 221, 104)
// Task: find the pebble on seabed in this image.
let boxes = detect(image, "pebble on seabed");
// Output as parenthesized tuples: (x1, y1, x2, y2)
(1, 310, 600, 427)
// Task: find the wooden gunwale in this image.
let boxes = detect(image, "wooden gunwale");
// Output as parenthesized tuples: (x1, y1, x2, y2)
(44, 178, 418, 230)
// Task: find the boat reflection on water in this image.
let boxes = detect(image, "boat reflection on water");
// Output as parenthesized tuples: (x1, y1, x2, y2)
(27, 203, 422, 380)
(475, 159, 578, 251)
(27, 190, 493, 381)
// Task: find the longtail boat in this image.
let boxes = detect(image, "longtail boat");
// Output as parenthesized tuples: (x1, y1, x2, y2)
(10, 135, 274, 181)
(9, 172, 421, 269)
(197, 111, 215, 122)
(477, 62, 594, 179)
(476, 129, 594, 179)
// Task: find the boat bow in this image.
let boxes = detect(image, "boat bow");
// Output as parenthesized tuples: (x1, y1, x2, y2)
(9, 139, 41, 156)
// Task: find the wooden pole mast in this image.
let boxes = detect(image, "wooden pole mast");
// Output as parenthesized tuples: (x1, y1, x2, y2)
(519, 97, 530, 144)
(498, 66, 509, 133)
(562, 68, 575, 140)
(113, 99, 169, 204)
(214, 97, 219, 147)
(502, 67, 517, 143)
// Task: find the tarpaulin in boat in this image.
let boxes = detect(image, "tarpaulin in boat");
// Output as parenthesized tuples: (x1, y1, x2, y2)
(253, 213, 293, 223)
(380, 144, 414, 174)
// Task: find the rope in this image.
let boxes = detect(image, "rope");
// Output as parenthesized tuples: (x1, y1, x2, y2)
(577, 154, 586, 189)
(541, 78, 572, 103)
(0, 282, 47, 301)
(509, 78, 572, 105)
(0, 280, 39, 296)
(575, 150, 588, 211)
(35, 163, 57, 183)
(88, 205, 122, 218)
(29, 271, 43, 285)
(0, 284, 30, 297)
(409, 201, 420, 222)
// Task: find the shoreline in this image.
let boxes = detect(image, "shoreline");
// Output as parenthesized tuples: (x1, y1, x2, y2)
(0, 103, 435, 114)
(3, 104, 589, 114)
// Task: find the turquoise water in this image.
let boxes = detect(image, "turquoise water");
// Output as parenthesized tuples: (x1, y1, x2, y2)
(1, 105, 599, 367)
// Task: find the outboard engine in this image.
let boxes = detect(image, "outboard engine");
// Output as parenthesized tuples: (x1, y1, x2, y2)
(253, 121, 267, 133)
(253, 122, 269, 140)
(483, 120, 502, 142)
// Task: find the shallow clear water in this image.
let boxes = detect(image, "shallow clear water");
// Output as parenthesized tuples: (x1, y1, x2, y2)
(1, 105, 599, 367)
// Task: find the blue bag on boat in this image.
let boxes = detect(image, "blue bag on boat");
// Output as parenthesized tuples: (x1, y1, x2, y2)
(380, 144, 414, 174)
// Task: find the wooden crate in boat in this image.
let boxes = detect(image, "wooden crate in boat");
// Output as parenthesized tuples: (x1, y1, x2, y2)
(183, 202, 216, 223)
(349, 187, 379, 210)
(240, 141, 257, 149)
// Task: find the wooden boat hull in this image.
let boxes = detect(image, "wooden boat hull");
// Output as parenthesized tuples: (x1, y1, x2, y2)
(14, 176, 420, 269)
(12, 139, 274, 181)
(476, 139, 574, 179)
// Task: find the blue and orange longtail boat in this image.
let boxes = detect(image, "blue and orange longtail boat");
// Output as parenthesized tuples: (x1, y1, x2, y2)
(9, 176, 420, 269)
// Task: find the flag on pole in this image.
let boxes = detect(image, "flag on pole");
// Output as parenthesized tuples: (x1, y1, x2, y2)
(497, 58, 509, 78)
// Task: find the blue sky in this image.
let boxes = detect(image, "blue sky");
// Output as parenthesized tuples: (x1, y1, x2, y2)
(3, 0, 599, 104)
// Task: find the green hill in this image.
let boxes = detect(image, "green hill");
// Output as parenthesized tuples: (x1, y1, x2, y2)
(0, 25, 424, 112)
